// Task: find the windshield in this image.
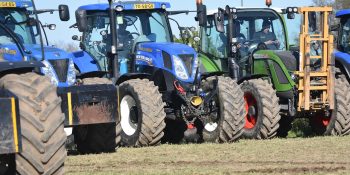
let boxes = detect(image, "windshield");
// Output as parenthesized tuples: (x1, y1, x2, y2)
(83, 10, 171, 71)
(0, 8, 39, 45)
(340, 18, 350, 54)
(201, 10, 287, 59)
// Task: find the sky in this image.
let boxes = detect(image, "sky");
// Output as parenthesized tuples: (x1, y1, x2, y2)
(34, 0, 314, 46)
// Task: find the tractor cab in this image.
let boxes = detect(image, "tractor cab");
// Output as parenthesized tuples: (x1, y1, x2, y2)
(201, 8, 288, 76)
(0, 2, 76, 87)
(74, 1, 199, 83)
(336, 9, 350, 55)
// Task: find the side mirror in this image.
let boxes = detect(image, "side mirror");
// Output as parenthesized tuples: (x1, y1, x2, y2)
(309, 11, 317, 32)
(215, 8, 225, 33)
(76, 10, 88, 32)
(196, 4, 207, 27)
(59, 5, 70, 21)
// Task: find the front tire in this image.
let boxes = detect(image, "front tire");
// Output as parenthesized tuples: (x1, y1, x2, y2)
(118, 79, 166, 147)
(240, 78, 281, 139)
(201, 76, 245, 142)
(0, 73, 66, 175)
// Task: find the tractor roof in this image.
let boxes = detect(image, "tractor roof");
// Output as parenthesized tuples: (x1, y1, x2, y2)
(0, 0, 33, 8)
(78, 1, 170, 11)
(336, 9, 350, 18)
(207, 7, 283, 16)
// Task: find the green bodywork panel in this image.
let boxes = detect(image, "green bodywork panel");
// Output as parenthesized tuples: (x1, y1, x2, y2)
(199, 53, 222, 72)
(199, 50, 296, 93)
(254, 50, 296, 92)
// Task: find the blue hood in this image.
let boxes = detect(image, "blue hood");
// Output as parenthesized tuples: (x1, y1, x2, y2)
(135, 42, 198, 83)
(25, 44, 71, 61)
(1, 44, 71, 61)
(138, 42, 196, 56)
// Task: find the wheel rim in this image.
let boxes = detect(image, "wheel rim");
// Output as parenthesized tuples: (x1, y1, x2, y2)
(244, 92, 258, 129)
(120, 95, 139, 136)
(204, 122, 218, 132)
(312, 111, 331, 128)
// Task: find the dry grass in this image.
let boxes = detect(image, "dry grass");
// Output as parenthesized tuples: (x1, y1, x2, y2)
(66, 136, 350, 175)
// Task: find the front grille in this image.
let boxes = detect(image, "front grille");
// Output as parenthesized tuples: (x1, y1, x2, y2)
(178, 54, 194, 74)
(49, 59, 69, 82)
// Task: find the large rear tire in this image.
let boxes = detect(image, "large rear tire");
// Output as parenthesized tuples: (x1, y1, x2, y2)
(310, 76, 350, 136)
(0, 73, 66, 175)
(240, 78, 281, 139)
(117, 79, 166, 147)
(200, 76, 245, 142)
(73, 77, 118, 154)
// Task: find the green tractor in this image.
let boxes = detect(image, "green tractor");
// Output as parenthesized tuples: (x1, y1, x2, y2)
(198, 3, 350, 138)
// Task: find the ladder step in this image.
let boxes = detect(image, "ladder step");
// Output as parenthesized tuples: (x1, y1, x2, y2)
(309, 56, 322, 59)
(296, 72, 328, 77)
(306, 38, 329, 41)
(310, 81, 326, 86)
(299, 86, 328, 90)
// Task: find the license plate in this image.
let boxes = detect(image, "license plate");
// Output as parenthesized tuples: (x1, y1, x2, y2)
(0, 2, 16, 8)
(134, 3, 155, 10)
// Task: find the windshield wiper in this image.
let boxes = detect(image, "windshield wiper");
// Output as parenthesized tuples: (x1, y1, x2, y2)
(145, 11, 165, 29)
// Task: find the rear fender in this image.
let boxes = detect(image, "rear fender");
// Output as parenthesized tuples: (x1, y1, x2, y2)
(335, 51, 350, 81)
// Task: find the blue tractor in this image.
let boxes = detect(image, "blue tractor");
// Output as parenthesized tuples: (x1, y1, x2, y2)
(0, 0, 66, 174)
(0, 0, 120, 157)
(69, 0, 245, 146)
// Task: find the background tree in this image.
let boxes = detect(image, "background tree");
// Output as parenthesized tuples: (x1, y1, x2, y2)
(51, 41, 80, 52)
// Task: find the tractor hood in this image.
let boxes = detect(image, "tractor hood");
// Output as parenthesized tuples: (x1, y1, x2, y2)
(0, 43, 75, 87)
(0, 43, 71, 61)
(135, 42, 199, 83)
(25, 44, 71, 61)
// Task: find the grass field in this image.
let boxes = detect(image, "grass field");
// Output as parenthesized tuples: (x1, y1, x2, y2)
(66, 136, 350, 175)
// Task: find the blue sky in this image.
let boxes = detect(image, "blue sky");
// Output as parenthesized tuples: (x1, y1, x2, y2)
(35, 0, 314, 45)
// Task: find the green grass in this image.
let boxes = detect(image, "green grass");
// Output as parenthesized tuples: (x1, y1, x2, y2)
(66, 136, 350, 175)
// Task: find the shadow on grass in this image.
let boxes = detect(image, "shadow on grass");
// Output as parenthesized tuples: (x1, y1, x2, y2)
(287, 118, 315, 138)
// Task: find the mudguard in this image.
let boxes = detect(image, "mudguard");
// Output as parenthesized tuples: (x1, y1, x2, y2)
(335, 51, 350, 79)
(70, 51, 99, 73)
(0, 61, 43, 73)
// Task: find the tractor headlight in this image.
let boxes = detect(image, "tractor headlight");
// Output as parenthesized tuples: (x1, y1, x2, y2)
(173, 55, 189, 80)
(67, 59, 76, 86)
(41, 60, 59, 86)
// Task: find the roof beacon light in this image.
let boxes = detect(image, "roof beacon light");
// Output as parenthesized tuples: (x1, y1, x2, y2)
(266, 0, 272, 7)
(116, 5, 123, 12)
(161, 4, 167, 9)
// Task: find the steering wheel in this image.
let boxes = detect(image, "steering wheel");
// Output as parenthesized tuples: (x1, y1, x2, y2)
(128, 32, 140, 38)
(257, 42, 268, 50)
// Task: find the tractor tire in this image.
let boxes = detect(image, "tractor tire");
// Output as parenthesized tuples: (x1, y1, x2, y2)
(0, 73, 66, 175)
(276, 115, 293, 138)
(310, 76, 350, 136)
(240, 78, 281, 139)
(200, 76, 245, 142)
(117, 79, 166, 147)
(73, 77, 119, 154)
